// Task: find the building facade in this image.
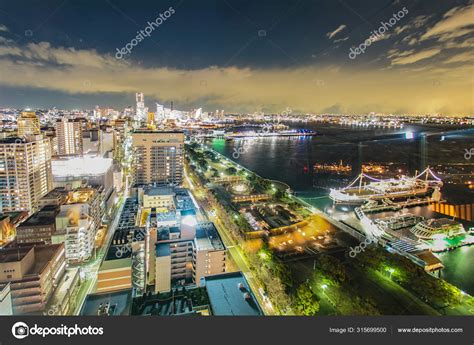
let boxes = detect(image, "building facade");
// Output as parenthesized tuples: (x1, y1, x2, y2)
(0, 283, 13, 315)
(0, 136, 53, 213)
(0, 244, 66, 314)
(16, 205, 59, 244)
(17, 111, 41, 137)
(56, 118, 83, 156)
(131, 130, 184, 186)
(152, 219, 226, 294)
(52, 187, 103, 263)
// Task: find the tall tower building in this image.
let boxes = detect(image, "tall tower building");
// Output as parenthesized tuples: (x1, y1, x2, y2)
(135, 92, 147, 122)
(17, 111, 41, 136)
(0, 136, 53, 213)
(56, 118, 83, 156)
(131, 130, 184, 186)
(155, 103, 165, 123)
(147, 112, 155, 128)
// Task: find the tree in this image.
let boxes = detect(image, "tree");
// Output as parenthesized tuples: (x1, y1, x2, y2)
(294, 283, 320, 316)
(316, 255, 347, 284)
(197, 159, 208, 171)
(203, 150, 216, 160)
(274, 189, 286, 200)
(225, 167, 237, 175)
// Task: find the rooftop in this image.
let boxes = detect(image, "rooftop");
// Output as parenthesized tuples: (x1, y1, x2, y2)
(41, 187, 67, 200)
(0, 136, 43, 144)
(17, 205, 59, 227)
(156, 243, 171, 257)
(202, 272, 263, 316)
(132, 130, 184, 134)
(145, 186, 174, 197)
(65, 188, 98, 204)
(421, 218, 461, 228)
(0, 244, 64, 277)
(52, 156, 113, 177)
(415, 250, 444, 267)
(131, 287, 210, 316)
(195, 222, 225, 251)
(80, 289, 132, 316)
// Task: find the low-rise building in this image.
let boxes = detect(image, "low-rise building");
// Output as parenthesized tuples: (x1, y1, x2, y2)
(96, 198, 138, 293)
(201, 272, 263, 316)
(0, 243, 66, 314)
(51, 156, 113, 199)
(0, 282, 12, 315)
(131, 272, 263, 316)
(52, 187, 103, 263)
(0, 215, 16, 246)
(16, 205, 59, 244)
(38, 187, 68, 209)
(96, 257, 132, 293)
(410, 218, 466, 240)
(140, 186, 175, 209)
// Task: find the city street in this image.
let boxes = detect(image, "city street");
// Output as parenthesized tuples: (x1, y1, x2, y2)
(72, 196, 125, 315)
(184, 166, 275, 315)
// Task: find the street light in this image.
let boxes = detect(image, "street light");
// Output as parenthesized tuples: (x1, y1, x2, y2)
(387, 267, 395, 279)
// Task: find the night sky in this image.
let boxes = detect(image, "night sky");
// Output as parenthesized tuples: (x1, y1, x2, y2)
(0, 0, 472, 114)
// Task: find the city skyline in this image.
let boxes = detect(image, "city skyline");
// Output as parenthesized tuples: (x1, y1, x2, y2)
(0, 0, 473, 115)
(0, 0, 473, 334)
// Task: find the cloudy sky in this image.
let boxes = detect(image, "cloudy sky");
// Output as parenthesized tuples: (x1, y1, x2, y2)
(0, 0, 472, 115)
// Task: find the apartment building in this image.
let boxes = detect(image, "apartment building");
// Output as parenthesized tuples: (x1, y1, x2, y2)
(56, 118, 83, 156)
(131, 130, 184, 186)
(0, 136, 53, 213)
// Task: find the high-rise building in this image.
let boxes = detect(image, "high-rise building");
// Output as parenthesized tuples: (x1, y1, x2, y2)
(55, 118, 83, 156)
(131, 130, 184, 186)
(135, 92, 147, 122)
(0, 136, 53, 213)
(155, 103, 165, 123)
(17, 111, 41, 136)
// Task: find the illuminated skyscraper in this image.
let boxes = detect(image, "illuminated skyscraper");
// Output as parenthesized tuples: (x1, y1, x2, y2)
(147, 112, 155, 128)
(0, 136, 53, 213)
(135, 92, 147, 122)
(56, 118, 83, 156)
(17, 111, 41, 136)
(131, 130, 184, 186)
(155, 103, 165, 123)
